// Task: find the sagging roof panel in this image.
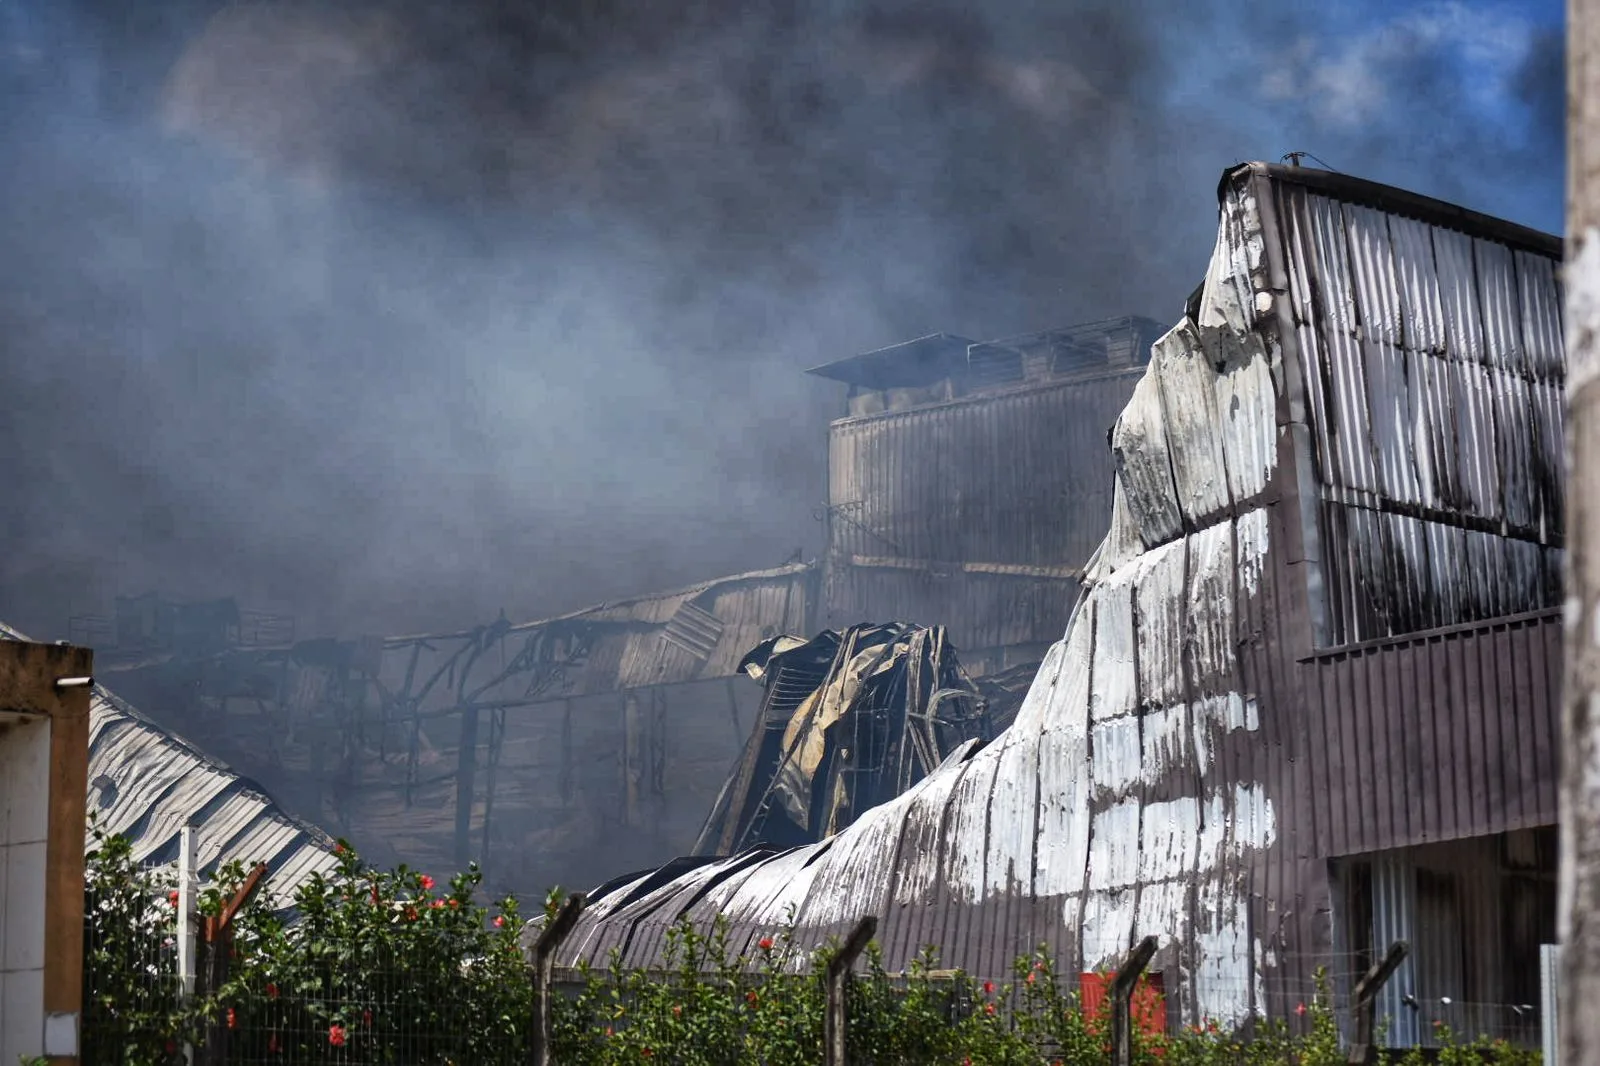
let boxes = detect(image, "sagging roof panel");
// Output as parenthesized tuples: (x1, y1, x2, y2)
(2, 622, 339, 908)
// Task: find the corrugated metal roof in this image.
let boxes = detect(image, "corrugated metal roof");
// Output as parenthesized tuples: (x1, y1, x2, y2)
(0, 621, 340, 908)
(544, 164, 1565, 1031)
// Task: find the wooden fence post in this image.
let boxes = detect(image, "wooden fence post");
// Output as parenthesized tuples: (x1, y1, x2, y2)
(824, 917, 879, 1066)
(1110, 936, 1159, 1066)
(529, 894, 587, 1066)
(1346, 941, 1409, 1065)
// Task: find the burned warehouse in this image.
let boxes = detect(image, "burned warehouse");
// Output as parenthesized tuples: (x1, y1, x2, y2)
(86, 316, 1153, 898)
(535, 161, 1565, 1044)
(40, 156, 1567, 1051)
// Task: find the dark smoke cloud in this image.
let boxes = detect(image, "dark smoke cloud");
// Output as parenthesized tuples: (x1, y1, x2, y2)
(0, 0, 1564, 642)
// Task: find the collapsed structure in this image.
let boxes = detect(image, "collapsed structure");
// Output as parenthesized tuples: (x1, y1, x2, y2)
(543, 163, 1564, 1043)
(693, 623, 1020, 857)
(90, 319, 1151, 897)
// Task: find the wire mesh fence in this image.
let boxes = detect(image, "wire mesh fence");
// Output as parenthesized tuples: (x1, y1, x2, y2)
(81, 824, 1547, 1066)
(195, 965, 526, 1065)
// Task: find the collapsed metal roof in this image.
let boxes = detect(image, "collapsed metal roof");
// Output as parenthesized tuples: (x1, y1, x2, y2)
(692, 623, 1003, 857)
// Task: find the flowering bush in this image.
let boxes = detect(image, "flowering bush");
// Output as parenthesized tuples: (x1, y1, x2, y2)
(83, 819, 191, 1066)
(197, 842, 527, 1062)
(83, 833, 1546, 1065)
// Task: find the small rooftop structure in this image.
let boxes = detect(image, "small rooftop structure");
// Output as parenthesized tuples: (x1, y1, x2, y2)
(808, 317, 1166, 419)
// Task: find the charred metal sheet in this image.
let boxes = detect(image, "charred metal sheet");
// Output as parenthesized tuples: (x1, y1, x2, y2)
(1272, 178, 1565, 646)
(694, 623, 999, 856)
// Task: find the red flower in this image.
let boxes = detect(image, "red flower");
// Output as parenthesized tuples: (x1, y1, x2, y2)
(370, 885, 380, 906)
(168, 890, 180, 907)
(266, 982, 279, 999)
(335, 843, 346, 855)
(1295, 1003, 1307, 1017)
(404, 906, 418, 922)
(604, 1027, 613, 1038)
(227, 1007, 237, 1029)
(494, 915, 506, 928)
(1025, 971, 1037, 985)
(1034, 960, 1046, 971)
(985, 1003, 996, 1016)
(746, 990, 759, 1007)
(363, 1009, 372, 1027)
(420, 875, 435, 891)
(329, 1024, 346, 1047)
(983, 981, 995, 996)
(430, 899, 444, 909)
(758, 937, 775, 952)
(448, 898, 460, 909)
(672, 1005, 682, 1016)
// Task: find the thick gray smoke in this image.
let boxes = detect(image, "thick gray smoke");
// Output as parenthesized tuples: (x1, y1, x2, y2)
(0, 0, 1564, 640)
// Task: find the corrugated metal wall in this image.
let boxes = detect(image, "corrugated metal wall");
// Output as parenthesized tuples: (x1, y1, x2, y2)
(824, 370, 1142, 656)
(1302, 610, 1560, 859)
(1274, 183, 1565, 645)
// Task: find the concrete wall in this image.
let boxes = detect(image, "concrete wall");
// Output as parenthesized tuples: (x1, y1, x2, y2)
(1, 714, 51, 1064)
(0, 637, 92, 1065)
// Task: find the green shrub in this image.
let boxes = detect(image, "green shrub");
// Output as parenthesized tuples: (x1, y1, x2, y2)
(82, 830, 1546, 1066)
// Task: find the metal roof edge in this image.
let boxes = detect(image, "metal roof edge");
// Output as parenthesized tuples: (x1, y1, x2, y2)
(825, 362, 1149, 429)
(90, 683, 339, 851)
(383, 561, 818, 646)
(1223, 161, 1563, 259)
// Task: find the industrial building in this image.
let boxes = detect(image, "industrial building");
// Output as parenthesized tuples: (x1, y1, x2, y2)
(540, 162, 1565, 1048)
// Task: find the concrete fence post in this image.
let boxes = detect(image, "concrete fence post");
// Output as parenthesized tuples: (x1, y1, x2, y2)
(1110, 936, 1159, 1066)
(176, 825, 198, 1065)
(1346, 941, 1409, 1065)
(824, 916, 879, 1066)
(529, 894, 587, 1066)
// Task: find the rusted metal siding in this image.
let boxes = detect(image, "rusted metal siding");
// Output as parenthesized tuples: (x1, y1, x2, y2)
(1303, 610, 1560, 859)
(1273, 181, 1565, 645)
